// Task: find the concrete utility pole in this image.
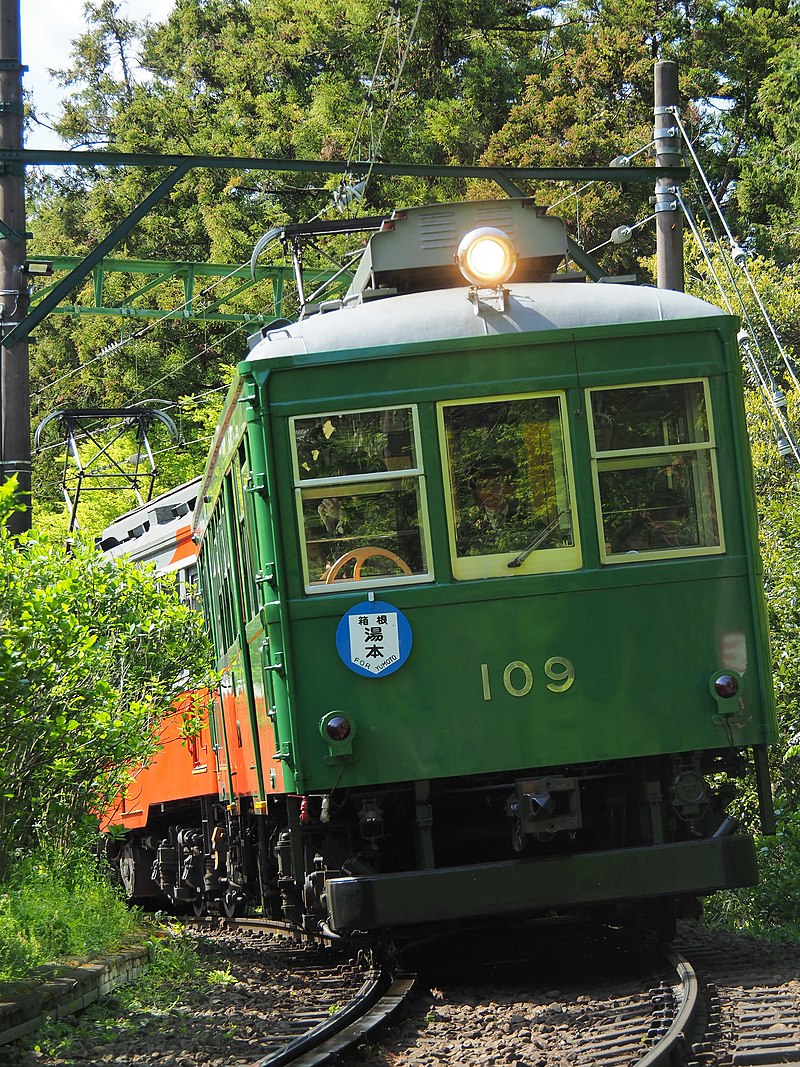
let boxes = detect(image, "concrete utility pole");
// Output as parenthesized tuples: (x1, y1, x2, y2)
(0, 0, 29, 533)
(654, 60, 684, 292)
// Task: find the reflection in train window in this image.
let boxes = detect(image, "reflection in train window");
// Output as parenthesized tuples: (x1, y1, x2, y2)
(290, 407, 432, 592)
(439, 393, 581, 580)
(589, 380, 724, 563)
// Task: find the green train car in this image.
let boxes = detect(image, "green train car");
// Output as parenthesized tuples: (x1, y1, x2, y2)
(184, 199, 775, 936)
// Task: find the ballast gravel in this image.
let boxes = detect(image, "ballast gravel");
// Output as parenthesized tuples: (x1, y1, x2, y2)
(2, 920, 800, 1067)
(1, 926, 361, 1067)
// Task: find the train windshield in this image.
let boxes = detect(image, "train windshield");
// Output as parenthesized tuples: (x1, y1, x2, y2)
(291, 406, 432, 592)
(589, 379, 724, 562)
(439, 393, 581, 579)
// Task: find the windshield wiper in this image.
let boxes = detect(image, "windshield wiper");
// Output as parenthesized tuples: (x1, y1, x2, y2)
(507, 510, 570, 568)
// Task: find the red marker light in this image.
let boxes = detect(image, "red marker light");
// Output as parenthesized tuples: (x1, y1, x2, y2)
(714, 674, 739, 699)
(325, 715, 351, 741)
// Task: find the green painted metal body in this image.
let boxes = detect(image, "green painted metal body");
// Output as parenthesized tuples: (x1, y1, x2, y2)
(28, 257, 337, 325)
(196, 301, 775, 799)
(326, 835, 757, 932)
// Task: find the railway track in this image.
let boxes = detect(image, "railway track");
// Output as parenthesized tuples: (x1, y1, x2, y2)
(225, 923, 690, 1067)
(190, 917, 418, 1067)
(336, 925, 800, 1067)
(212, 921, 800, 1067)
(246, 968, 415, 1067)
(3, 919, 799, 1066)
(677, 930, 800, 1067)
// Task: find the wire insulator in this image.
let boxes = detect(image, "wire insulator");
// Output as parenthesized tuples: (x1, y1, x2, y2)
(776, 433, 796, 462)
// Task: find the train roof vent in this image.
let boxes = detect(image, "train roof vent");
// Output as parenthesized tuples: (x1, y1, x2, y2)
(345, 199, 568, 300)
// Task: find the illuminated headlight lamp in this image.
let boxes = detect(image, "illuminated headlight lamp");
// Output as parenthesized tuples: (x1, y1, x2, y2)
(456, 227, 518, 287)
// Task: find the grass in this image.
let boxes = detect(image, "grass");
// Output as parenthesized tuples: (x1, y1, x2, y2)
(123, 927, 208, 1009)
(0, 847, 217, 1062)
(703, 809, 800, 943)
(0, 847, 143, 982)
(15, 924, 217, 1062)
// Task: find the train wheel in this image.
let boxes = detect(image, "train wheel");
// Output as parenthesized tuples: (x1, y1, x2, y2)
(192, 896, 206, 917)
(118, 843, 136, 899)
(222, 889, 247, 918)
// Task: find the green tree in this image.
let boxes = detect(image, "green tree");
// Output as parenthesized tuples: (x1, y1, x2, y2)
(735, 35, 800, 260)
(0, 491, 213, 878)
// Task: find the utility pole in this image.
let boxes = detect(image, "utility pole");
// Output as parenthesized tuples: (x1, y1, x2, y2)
(0, 0, 29, 533)
(654, 60, 684, 292)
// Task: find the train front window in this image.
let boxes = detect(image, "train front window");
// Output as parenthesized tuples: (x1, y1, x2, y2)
(439, 394, 581, 580)
(589, 379, 724, 562)
(291, 407, 432, 592)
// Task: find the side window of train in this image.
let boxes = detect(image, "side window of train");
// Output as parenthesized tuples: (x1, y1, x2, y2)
(208, 506, 236, 649)
(439, 393, 581, 580)
(199, 520, 225, 649)
(588, 379, 724, 563)
(230, 452, 257, 619)
(290, 406, 433, 593)
(196, 557, 218, 645)
(176, 565, 201, 611)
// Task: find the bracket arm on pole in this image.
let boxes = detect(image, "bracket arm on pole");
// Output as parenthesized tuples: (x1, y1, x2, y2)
(4, 160, 194, 345)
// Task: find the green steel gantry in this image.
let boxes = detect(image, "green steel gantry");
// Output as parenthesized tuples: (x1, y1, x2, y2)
(0, 142, 688, 533)
(0, 149, 689, 347)
(28, 256, 328, 326)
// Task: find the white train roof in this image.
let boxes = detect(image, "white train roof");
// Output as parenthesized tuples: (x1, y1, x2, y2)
(98, 478, 200, 574)
(247, 282, 730, 364)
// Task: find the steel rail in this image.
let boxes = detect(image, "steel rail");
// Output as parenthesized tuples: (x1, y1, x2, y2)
(636, 947, 699, 1067)
(186, 916, 416, 1065)
(247, 969, 415, 1067)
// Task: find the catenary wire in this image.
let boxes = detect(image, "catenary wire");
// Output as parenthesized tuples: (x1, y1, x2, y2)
(677, 189, 800, 463)
(33, 258, 262, 398)
(672, 108, 800, 393)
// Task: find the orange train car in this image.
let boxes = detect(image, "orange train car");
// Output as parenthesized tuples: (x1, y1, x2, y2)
(99, 480, 220, 911)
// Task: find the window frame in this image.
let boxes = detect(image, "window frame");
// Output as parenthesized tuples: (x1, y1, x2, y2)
(289, 404, 434, 595)
(437, 390, 582, 581)
(587, 377, 726, 565)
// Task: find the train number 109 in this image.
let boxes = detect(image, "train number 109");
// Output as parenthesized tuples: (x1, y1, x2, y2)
(480, 657, 575, 700)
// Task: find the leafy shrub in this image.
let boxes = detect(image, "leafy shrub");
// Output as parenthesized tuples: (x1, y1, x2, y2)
(705, 810, 800, 938)
(0, 518, 213, 878)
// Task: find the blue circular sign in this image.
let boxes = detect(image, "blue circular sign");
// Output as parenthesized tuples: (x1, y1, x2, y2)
(335, 600, 413, 678)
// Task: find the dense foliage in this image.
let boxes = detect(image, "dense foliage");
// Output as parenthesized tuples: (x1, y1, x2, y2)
(0, 478, 212, 879)
(27, 0, 800, 517)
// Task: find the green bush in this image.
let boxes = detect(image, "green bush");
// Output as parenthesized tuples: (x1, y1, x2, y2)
(705, 810, 800, 939)
(0, 847, 141, 981)
(0, 516, 213, 879)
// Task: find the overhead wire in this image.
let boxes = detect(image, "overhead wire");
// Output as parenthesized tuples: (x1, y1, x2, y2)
(344, 7, 398, 172)
(126, 320, 251, 404)
(360, 0, 424, 197)
(33, 257, 264, 399)
(668, 121, 800, 464)
(671, 108, 800, 394)
(546, 142, 655, 212)
(678, 190, 800, 464)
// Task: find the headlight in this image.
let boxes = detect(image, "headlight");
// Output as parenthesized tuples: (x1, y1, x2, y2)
(456, 227, 518, 287)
